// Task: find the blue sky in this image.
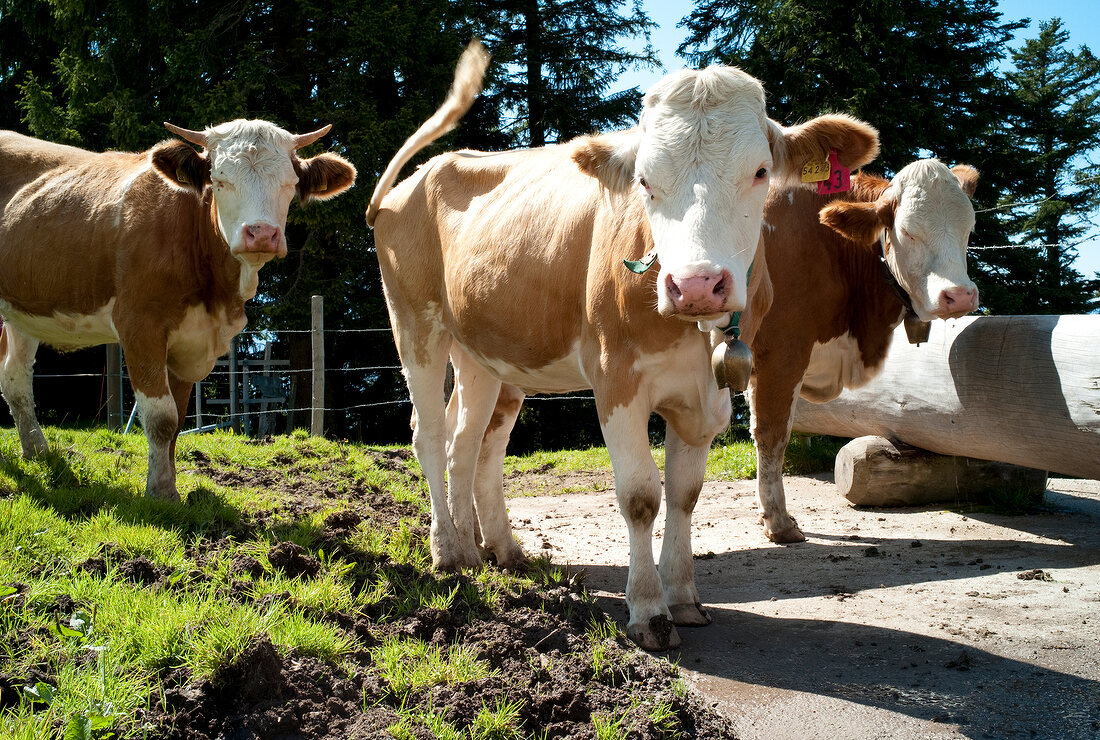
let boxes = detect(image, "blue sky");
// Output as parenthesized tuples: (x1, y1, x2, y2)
(617, 1, 1100, 278)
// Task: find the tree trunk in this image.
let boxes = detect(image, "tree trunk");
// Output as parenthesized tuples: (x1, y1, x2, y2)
(792, 315, 1100, 480)
(524, 0, 545, 147)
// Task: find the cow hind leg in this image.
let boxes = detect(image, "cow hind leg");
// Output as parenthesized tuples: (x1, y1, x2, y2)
(404, 335, 481, 572)
(660, 423, 711, 626)
(472, 383, 527, 571)
(444, 347, 502, 567)
(602, 401, 679, 651)
(0, 325, 49, 457)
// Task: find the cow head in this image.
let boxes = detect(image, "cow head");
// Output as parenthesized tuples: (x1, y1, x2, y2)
(572, 66, 878, 322)
(150, 119, 356, 265)
(820, 160, 980, 321)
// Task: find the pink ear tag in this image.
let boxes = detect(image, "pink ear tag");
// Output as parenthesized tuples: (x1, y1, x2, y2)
(817, 149, 851, 194)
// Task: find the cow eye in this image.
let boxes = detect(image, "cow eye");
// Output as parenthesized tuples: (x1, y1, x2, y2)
(754, 167, 768, 180)
(638, 176, 654, 199)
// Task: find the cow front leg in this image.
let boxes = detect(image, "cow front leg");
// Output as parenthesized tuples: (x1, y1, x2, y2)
(471, 383, 527, 570)
(135, 389, 182, 501)
(0, 325, 49, 457)
(748, 346, 811, 543)
(168, 373, 193, 473)
(660, 422, 711, 626)
(444, 347, 502, 566)
(119, 332, 181, 501)
(601, 400, 679, 651)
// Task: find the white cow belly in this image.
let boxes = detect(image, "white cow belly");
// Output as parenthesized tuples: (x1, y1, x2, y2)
(462, 342, 588, 394)
(801, 332, 877, 404)
(167, 304, 246, 383)
(0, 299, 118, 350)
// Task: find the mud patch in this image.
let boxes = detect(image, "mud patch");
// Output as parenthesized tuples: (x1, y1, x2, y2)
(140, 592, 736, 740)
(505, 465, 614, 497)
(129, 449, 734, 739)
(267, 541, 321, 579)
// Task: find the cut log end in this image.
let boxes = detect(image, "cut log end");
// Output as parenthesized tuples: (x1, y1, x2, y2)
(836, 435, 1048, 507)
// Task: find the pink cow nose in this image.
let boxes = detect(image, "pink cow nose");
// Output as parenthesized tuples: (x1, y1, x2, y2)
(937, 285, 979, 317)
(665, 270, 733, 315)
(242, 223, 282, 253)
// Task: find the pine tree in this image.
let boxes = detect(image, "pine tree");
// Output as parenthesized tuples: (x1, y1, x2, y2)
(466, 0, 658, 147)
(982, 18, 1100, 314)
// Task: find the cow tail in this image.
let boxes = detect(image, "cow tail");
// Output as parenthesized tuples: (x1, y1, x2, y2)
(365, 39, 490, 227)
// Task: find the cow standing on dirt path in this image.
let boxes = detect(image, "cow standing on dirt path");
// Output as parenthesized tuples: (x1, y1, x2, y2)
(0, 120, 356, 500)
(367, 42, 879, 650)
(741, 160, 980, 543)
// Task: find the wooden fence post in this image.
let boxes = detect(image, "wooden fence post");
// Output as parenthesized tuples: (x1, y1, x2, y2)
(229, 338, 240, 434)
(106, 345, 122, 431)
(311, 295, 325, 436)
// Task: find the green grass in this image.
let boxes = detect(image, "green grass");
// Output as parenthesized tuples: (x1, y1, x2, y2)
(0, 427, 433, 738)
(371, 637, 492, 696)
(0, 424, 826, 738)
(503, 434, 842, 491)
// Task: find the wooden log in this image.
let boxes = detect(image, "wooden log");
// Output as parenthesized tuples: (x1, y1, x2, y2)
(836, 436, 1048, 506)
(792, 315, 1100, 480)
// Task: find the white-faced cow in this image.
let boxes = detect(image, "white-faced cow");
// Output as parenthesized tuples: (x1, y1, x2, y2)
(367, 42, 879, 650)
(0, 120, 356, 500)
(741, 160, 980, 543)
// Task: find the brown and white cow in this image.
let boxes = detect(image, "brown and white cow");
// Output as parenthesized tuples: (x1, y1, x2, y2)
(0, 120, 356, 500)
(367, 42, 879, 650)
(741, 159, 980, 543)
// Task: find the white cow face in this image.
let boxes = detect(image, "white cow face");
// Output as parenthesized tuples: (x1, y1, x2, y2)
(823, 160, 980, 321)
(633, 69, 774, 320)
(572, 68, 880, 323)
(151, 119, 356, 266)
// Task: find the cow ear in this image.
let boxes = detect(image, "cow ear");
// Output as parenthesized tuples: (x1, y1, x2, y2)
(571, 128, 639, 192)
(150, 140, 210, 194)
(950, 164, 979, 199)
(769, 113, 880, 181)
(819, 199, 889, 245)
(296, 152, 357, 203)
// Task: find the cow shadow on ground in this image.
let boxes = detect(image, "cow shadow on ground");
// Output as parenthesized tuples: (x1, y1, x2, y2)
(582, 559, 1099, 739)
(574, 490, 1100, 740)
(1, 447, 246, 536)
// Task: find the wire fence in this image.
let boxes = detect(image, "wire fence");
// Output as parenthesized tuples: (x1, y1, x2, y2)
(26, 227, 1100, 441)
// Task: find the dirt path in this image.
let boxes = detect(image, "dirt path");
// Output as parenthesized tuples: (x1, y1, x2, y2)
(506, 475, 1100, 739)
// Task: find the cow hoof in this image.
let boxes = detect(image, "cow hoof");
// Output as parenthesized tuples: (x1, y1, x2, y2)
(669, 601, 711, 626)
(21, 435, 50, 458)
(491, 544, 529, 573)
(432, 547, 483, 573)
(628, 615, 681, 651)
(766, 525, 806, 544)
(149, 487, 182, 503)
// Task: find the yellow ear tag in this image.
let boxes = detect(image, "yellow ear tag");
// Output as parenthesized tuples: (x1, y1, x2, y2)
(801, 156, 831, 183)
(175, 167, 191, 186)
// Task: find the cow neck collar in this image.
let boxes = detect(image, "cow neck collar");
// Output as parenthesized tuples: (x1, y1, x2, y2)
(878, 229, 931, 345)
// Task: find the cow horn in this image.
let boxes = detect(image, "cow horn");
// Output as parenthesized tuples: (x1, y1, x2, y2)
(293, 124, 332, 149)
(164, 122, 208, 147)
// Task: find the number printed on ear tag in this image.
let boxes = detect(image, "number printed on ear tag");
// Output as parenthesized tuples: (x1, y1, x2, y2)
(817, 149, 851, 194)
(801, 156, 831, 183)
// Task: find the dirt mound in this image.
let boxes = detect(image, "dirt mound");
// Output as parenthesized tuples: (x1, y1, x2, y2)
(125, 445, 737, 739)
(141, 590, 736, 740)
